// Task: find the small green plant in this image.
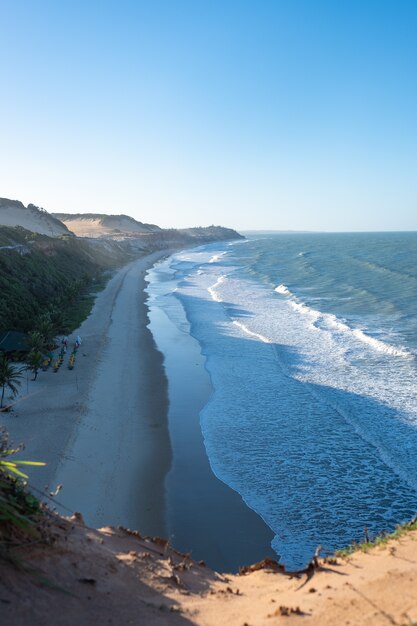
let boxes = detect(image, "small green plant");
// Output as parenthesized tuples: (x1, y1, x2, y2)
(0, 428, 45, 542)
(335, 517, 417, 559)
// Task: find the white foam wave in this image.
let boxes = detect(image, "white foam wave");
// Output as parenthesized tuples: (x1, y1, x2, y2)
(277, 286, 411, 359)
(274, 284, 291, 296)
(209, 252, 226, 263)
(318, 313, 351, 332)
(232, 320, 271, 343)
(289, 300, 321, 322)
(352, 328, 411, 358)
(208, 275, 226, 302)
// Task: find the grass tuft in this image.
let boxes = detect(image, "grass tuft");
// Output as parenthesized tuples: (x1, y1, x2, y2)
(334, 516, 417, 559)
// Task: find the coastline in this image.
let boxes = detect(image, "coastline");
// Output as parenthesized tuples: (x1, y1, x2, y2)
(3, 250, 172, 536)
(2, 246, 416, 623)
(3, 245, 275, 571)
(147, 255, 276, 572)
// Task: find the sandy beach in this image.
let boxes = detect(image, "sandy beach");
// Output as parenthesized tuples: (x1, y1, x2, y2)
(3, 251, 172, 536)
(2, 248, 275, 570)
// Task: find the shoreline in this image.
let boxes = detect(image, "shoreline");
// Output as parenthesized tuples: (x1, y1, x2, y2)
(147, 255, 276, 572)
(4, 245, 275, 571)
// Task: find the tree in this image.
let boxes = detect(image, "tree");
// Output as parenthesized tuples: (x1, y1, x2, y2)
(26, 351, 43, 381)
(36, 318, 55, 348)
(0, 354, 24, 408)
(27, 331, 45, 355)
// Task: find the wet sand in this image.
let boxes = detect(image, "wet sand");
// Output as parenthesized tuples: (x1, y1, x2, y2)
(147, 265, 276, 572)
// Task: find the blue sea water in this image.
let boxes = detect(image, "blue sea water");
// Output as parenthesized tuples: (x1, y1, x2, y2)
(146, 232, 417, 568)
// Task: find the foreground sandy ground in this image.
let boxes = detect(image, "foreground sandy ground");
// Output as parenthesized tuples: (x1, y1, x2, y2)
(1, 512, 417, 626)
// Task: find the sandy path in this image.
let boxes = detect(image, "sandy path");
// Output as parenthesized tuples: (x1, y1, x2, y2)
(2, 250, 171, 535)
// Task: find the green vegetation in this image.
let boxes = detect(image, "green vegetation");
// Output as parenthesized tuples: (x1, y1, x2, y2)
(0, 226, 134, 334)
(0, 428, 45, 552)
(334, 517, 417, 559)
(26, 351, 43, 381)
(0, 222, 243, 337)
(0, 353, 24, 408)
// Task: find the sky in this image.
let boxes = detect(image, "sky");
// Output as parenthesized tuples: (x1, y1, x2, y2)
(1, 0, 416, 231)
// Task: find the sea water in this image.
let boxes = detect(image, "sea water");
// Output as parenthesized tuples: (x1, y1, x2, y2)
(146, 232, 417, 568)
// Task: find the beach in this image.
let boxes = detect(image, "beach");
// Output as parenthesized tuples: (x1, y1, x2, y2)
(3, 251, 172, 537)
(2, 248, 275, 571)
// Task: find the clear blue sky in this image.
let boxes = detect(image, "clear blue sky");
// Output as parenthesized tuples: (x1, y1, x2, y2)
(1, 0, 416, 230)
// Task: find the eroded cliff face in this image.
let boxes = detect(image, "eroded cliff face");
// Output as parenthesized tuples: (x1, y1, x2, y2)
(2, 509, 417, 626)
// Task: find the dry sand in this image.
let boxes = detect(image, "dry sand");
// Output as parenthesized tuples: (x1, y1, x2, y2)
(3, 250, 172, 536)
(0, 203, 69, 236)
(1, 512, 417, 625)
(58, 217, 121, 238)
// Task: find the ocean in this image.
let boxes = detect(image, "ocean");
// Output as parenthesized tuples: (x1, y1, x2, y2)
(146, 232, 417, 568)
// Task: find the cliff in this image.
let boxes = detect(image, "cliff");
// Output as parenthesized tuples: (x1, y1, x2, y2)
(1, 507, 417, 626)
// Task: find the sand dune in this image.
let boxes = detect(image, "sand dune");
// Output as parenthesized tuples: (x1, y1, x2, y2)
(53, 213, 161, 238)
(0, 198, 70, 236)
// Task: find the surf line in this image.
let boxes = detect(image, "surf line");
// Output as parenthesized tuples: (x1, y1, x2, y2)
(209, 251, 227, 264)
(232, 320, 271, 344)
(208, 275, 226, 302)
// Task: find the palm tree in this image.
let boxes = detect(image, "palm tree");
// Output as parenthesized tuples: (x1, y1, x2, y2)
(0, 354, 24, 408)
(35, 318, 56, 349)
(27, 331, 45, 355)
(26, 351, 43, 381)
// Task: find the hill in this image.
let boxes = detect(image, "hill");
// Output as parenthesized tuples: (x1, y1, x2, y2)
(0, 198, 243, 334)
(0, 198, 243, 246)
(53, 212, 161, 238)
(0, 225, 136, 333)
(0, 199, 71, 237)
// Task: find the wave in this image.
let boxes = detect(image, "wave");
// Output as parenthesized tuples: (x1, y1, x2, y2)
(274, 284, 412, 358)
(274, 284, 291, 296)
(208, 275, 226, 302)
(232, 320, 271, 344)
(147, 238, 417, 568)
(209, 252, 226, 263)
(354, 257, 417, 284)
(351, 328, 411, 358)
